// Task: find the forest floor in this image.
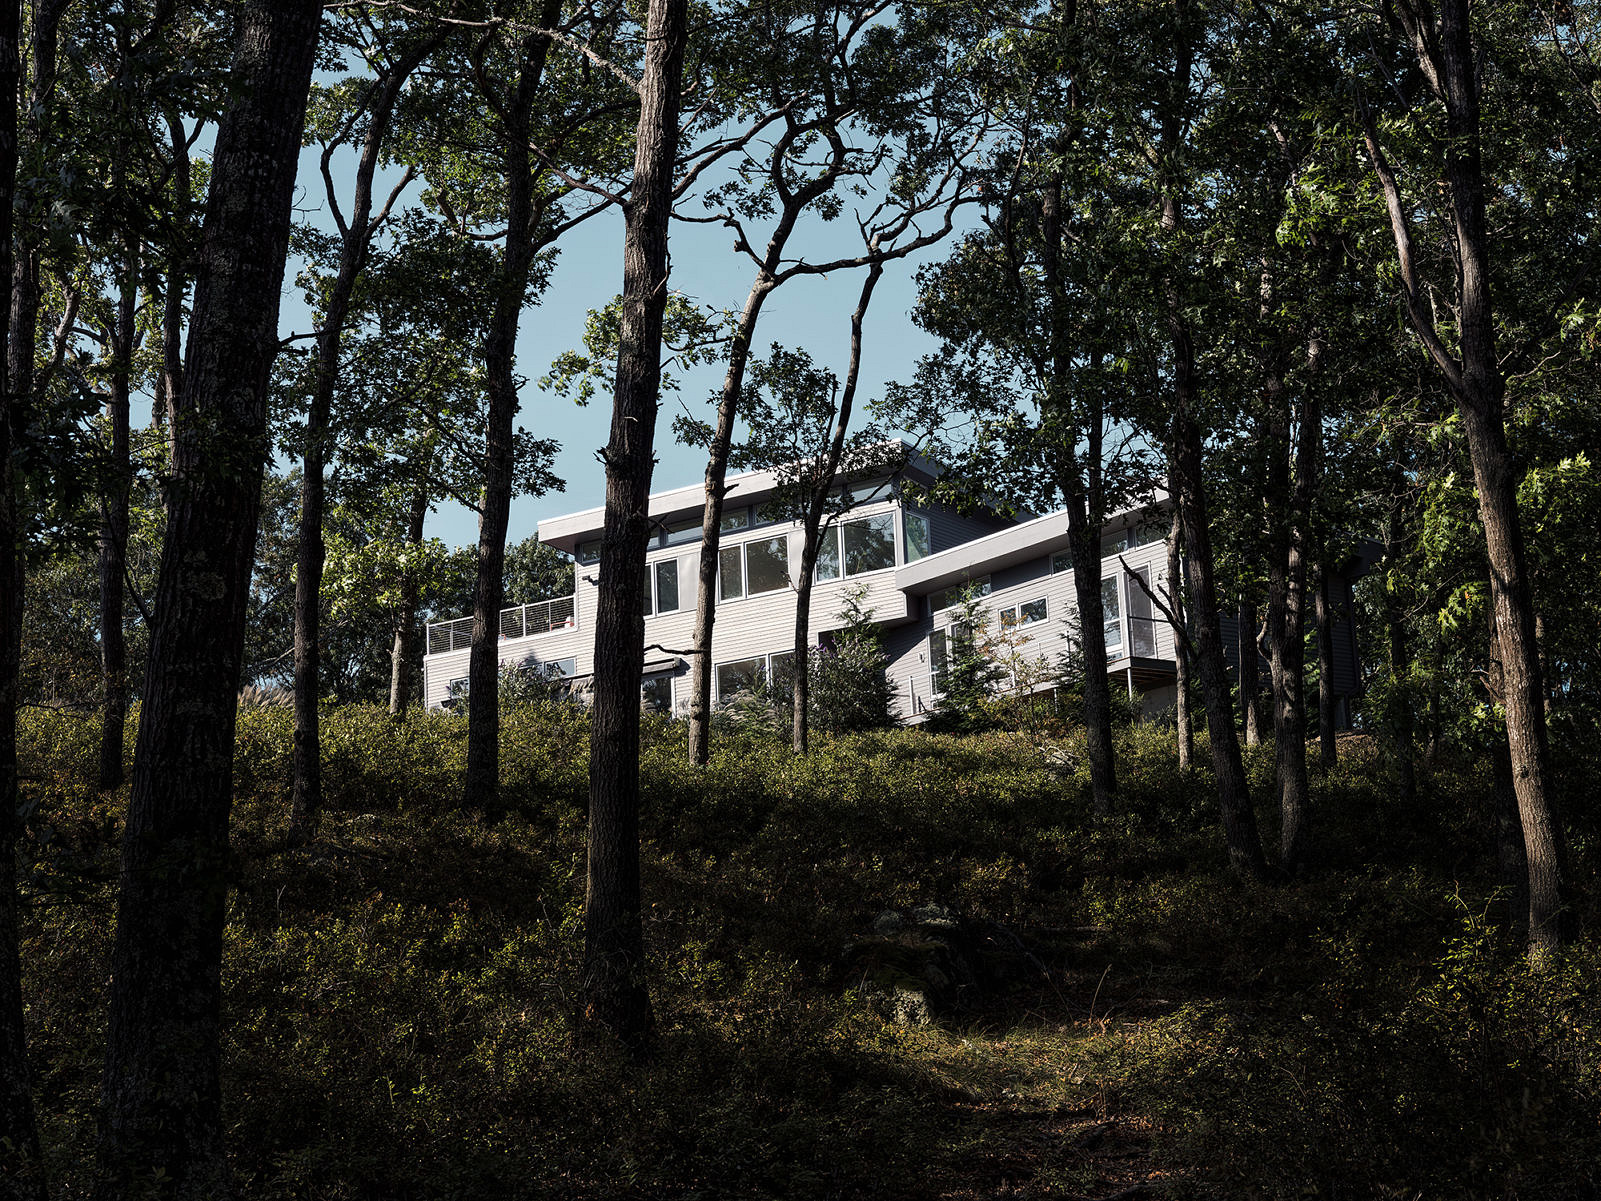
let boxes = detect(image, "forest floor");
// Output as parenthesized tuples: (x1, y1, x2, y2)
(15, 705, 1601, 1199)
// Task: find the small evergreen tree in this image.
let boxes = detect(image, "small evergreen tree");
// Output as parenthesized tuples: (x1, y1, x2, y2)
(810, 587, 897, 734)
(927, 585, 1006, 734)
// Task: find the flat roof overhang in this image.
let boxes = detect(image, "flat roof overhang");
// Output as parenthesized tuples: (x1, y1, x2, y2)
(893, 493, 1169, 596)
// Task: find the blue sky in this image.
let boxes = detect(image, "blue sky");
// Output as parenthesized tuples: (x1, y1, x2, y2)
(282, 145, 974, 553)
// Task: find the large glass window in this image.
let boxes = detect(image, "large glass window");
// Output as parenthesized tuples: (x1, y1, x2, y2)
(843, 512, 896, 575)
(930, 623, 971, 695)
(715, 657, 763, 700)
(1102, 576, 1122, 652)
(719, 545, 744, 601)
(905, 511, 932, 562)
(745, 535, 791, 594)
(655, 558, 679, 613)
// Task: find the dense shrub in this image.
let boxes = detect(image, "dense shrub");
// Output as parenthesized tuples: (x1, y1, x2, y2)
(13, 705, 1599, 1199)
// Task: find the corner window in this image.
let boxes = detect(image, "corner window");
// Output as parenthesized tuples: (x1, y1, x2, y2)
(905, 511, 932, 562)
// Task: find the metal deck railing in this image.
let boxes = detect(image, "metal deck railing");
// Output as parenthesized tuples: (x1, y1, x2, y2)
(426, 595, 576, 656)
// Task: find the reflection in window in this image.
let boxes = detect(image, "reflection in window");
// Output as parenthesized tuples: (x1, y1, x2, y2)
(720, 507, 750, 531)
(746, 535, 790, 594)
(655, 559, 679, 613)
(1102, 576, 1122, 652)
(1021, 597, 1047, 625)
(641, 673, 673, 713)
(1101, 528, 1137, 558)
(843, 512, 895, 575)
(815, 526, 842, 581)
(905, 511, 932, 561)
(715, 657, 762, 700)
(577, 540, 601, 565)
(719, 545, 743, 601)
(1051, 550, 1071, 574)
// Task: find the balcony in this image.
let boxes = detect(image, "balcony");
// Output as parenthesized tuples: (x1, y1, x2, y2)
(426, 595, 577, 656)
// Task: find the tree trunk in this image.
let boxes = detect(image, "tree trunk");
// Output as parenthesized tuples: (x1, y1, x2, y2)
(0, 0, 44, 1187)
(1487, 605, 1528, 941)
(464, 10, 561, 812)
(686, 277, 773, 765)
(94, 2, 321, 1194)
(1166, 498, 1192, 771)
(1375, 0, 1566, 956)
(1172, 414, 1267, 880)
(290, 37, 434, 842)
(160, 109, 191, 436)
(583, 0, 687, 1050)
(792, 262, 882, 754)
(389, 480, 430, 715)
(1315, 565, 1337, 769)
(98, 244, 136, 790)
(1238, 596, 1265, 745)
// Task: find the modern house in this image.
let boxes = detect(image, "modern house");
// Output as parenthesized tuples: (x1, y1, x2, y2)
(421, 453, 1365, 720)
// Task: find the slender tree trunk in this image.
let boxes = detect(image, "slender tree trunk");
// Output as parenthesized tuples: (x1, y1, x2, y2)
(290, 38, 433, 842)
(464, 10, 561, 811)
(1046, 180, 1116, 817)
(1376, 0, 1565, 956)
(686, 277, 772, 765)
(94, 2, 321, 1193)
(1238, 596, 1265, 744)
(1487, 605, 1528, 941)
(792, 262, 882, 754)
(160, 109, 191, 435)
(1315, 565, 1337, 769)
(584, 0, 687, 1049)
(1166, 497, 1192, 771)
(389, 480, 429, 715)
(1173, 413, 1267, 881)
(1156, 0, 1262, 878)
(98, 243, 136, 790)
(0, 0, 44, 1187)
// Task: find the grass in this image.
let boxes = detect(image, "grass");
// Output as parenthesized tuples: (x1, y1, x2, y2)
(14, 704, 1601, 1199)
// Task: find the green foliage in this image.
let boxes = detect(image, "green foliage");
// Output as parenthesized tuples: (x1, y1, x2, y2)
(14, 706, 1601, 1199)
(809, 586, 897, 734)
(926, 585, 1008, 735)
(502, 535, 574, 606)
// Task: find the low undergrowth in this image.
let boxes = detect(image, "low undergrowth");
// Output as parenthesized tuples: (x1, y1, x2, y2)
(14, 705, 1600, 1199)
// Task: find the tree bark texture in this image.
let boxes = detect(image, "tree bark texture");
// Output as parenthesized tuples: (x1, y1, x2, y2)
(97, 245, 137, 790)
(1238, 596, 1265, 745)
(1042, 182, 1117, 817)
(583, 0, 687, 1049)
(291, 35, 435, 841)
(1166, 499, 1192, 771)
(687, 277, 772, 765)
(389, 481, 430, 715)
(1315, 566, 1337, 769)
(1157, 0, 1262, 878)
(95, 2, 321, 1194)
(0, 0, 44, 1188)
(464, 9, 561, 811)
(791, 262, 882, 754)
(1487, 606, 1528, 941)
(1376, 0, 1565, 954)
